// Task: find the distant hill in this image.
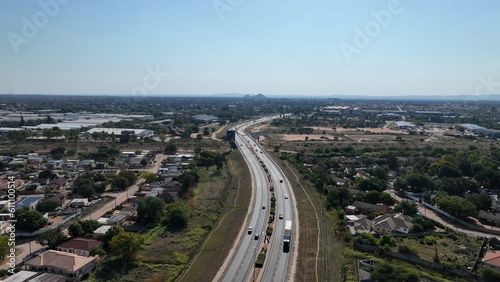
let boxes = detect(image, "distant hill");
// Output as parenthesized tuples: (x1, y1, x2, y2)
(244, 93, 266, 99)
(212, 93, 267, 98)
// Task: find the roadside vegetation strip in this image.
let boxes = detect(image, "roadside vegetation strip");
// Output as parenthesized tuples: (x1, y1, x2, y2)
(178, 156, 242, 281)
(285, 161, 320, 282)
(178, 151, 252, 282)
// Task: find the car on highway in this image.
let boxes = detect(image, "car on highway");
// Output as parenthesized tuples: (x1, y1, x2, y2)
(279, 213, 283, 219)
(254, 233, 260, 240)
(262, 205, 266, 209)
(248, 227, 253, 234)
(280, 179, 283, 183)
(285, 194, 288, 199)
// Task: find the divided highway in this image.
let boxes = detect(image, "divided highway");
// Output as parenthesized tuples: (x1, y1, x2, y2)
(218, 116, 297, 282)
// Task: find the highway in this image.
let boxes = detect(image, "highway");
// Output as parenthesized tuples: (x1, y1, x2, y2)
(220, 119, 271, 282)
(259, 143, 295, 282)
(219, 115, 297, 282)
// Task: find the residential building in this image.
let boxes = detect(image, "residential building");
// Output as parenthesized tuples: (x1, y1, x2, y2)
(24, 250, 97, 281)
(3, 270, 65, 282)
(350, 201, 386, 214)
(483, 251, 500, 270)
(15, 196, 43, 210)
(57, 238, 102, 257)
(372, 214, 413, 234)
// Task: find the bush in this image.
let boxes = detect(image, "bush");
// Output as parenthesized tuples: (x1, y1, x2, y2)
(447, 233, 458, 241)
(398, 245, 418, 257)
(255, 253, 266, 267)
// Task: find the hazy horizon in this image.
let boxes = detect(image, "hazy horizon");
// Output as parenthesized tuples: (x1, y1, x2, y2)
(1, 1, 499, 97)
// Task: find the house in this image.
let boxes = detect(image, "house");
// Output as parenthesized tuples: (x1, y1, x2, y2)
(98, 214, 126, 225)
(3, 270, 65, 282)
(77, 160, 95, 169)
(69, 198, 89, 208)
(118, 205, 137, 217)
(129, 157, 143, 167)
(26, 158, 44, 169)
(345, 205, 357, 214)
(0, 179, 25, 195)
(99, 169, 118, 177)
(47, 177, 69, 193)
(121, 151, 136, 158)
(8, 159, 26, 168)
(63, 160, 79, 169)
(145, 187, 164, 197)
(345, 215, 359, 224)
(351, 201, 386, 214)
(24, 250, 97, 281)
(46, 160, 63, 169)
(372, 214, 413, 234)
(482, 251, 500, 270)
(57, 238, 102, 257)
(93, 225, 113, 235)
(158, 191, 179, 203)
(478, 210, 500, 226)
(95, 162, 108, 169)
(15, 196, 43, 210)
(352, 217, 373, 235)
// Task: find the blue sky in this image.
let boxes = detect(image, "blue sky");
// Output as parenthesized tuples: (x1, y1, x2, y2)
(0, 0, 499, 96)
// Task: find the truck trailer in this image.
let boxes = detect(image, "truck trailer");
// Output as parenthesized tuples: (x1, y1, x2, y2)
(283, 220, 292, 252)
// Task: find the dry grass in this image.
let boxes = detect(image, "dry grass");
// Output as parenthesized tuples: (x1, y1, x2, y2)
(275, 155, 343, 282)
(178, 149, 252, 282)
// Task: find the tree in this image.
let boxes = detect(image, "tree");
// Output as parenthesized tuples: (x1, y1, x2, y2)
(112, 176, 129, 190)
(50, 146, 65, 159)
(356, 177, 386, 192)
(159, 134, 167, 143)
(394, 200, 419, 216)
(39, 169, 57, 180)
(472, 193, 493, 211)
(79, 220, 100, 235)
(0, 236, 9, 260)
(137, 197, 164, 224)
(165, 141, 177, 154)
(141, 172, 158, 183)
(479, 267, 500, 282)
(395, 172, 434, 193)
(177, 170, 199, 196)
(68, 222, 85, 238)
(165, 201, 190, 228)
(90, 245, 106, 256)
(111, 170, 138, 190)
(16, 208, 49, 233)
(110, 232, 144, 261)
(73, 176, 95, 197)
(103, 225, 124, 248)
(36, 200, 61, 213)
(371, 166, 389, 180)
(371, 262, 420, 282)
(433, 195, 477, 219)
(36, 227, 66, 249)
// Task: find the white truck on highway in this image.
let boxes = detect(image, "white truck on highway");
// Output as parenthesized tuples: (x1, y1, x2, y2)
(283, 220, 292, 252)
